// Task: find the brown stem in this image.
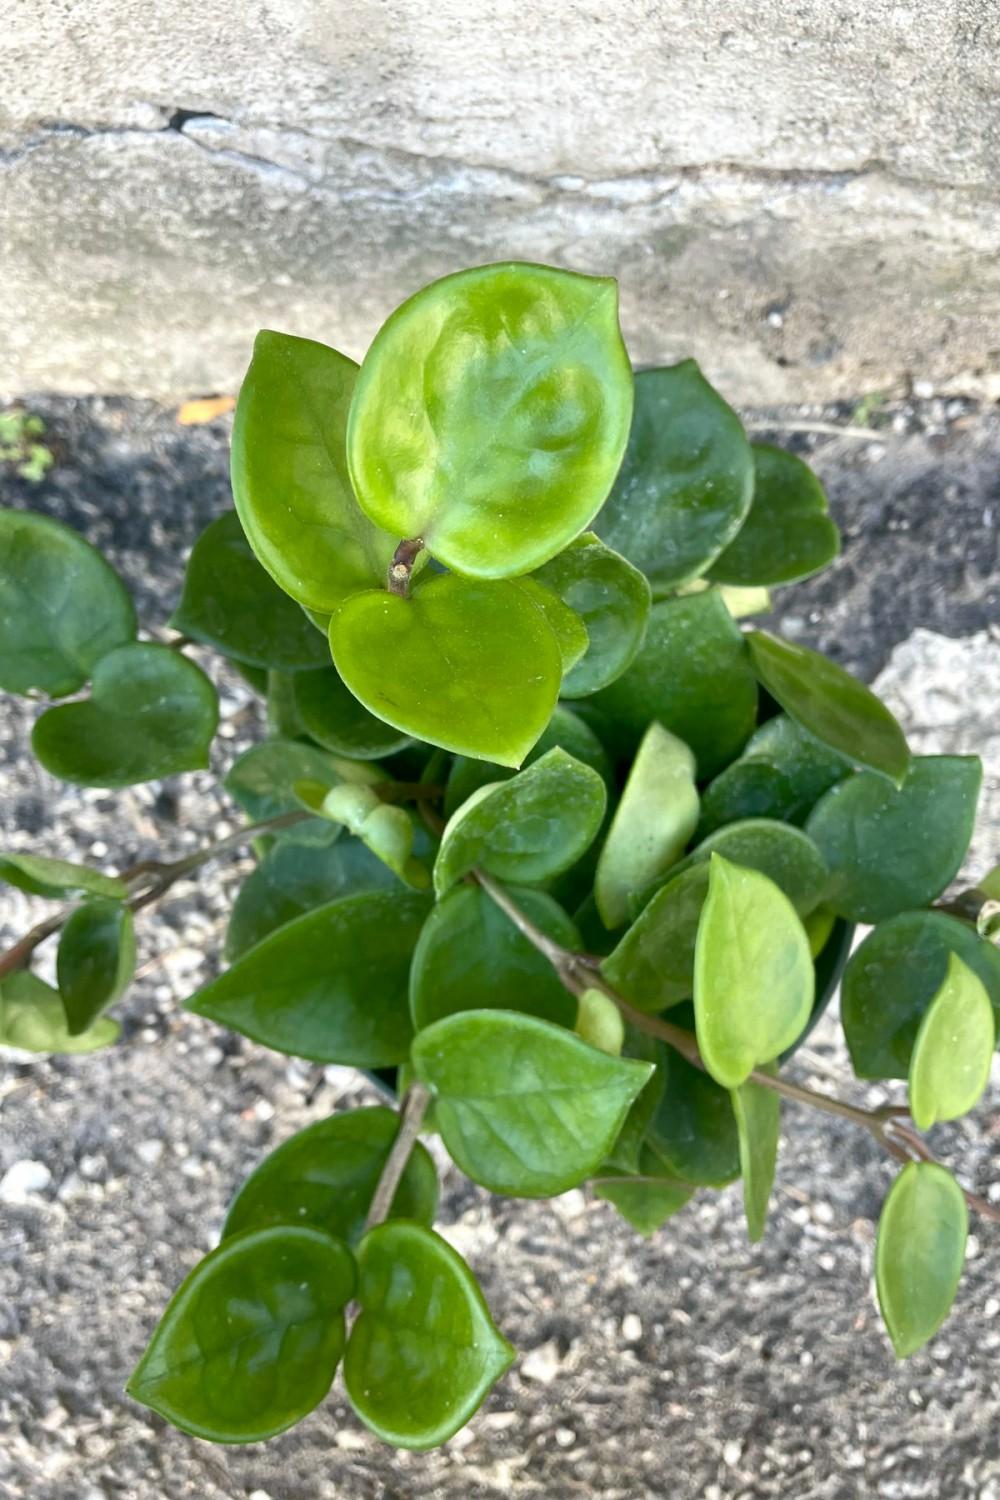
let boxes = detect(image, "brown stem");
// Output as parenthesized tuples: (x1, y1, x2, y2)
(387, 538, 425, 598)
(365, 1083, 431, 1232)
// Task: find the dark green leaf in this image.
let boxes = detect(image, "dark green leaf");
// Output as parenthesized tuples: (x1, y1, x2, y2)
(646, 1028, 741, 1187)
(908, 955, 995, 1130)
(601, 863, 712, 1011)
(32, 643, 219, 787)
(411, 1010, 654, 1196)
(56, 899, 135, 1035)
(708, 443, 840, 587)
(533, 531, 651, 696)
(602, 1029, 664, 1173)
(0, 851, 126, 901)
(127, 1226, 355, 1441)
(731, 1070, 780, 1242)
(0, 971, 120, 1054)
(591, 1144, 695, 1236)
(514, 578, 589, 677)
(698, 713, 851, 836)
(673, 817, 830, 917)
(291, 665, 413, 760)
(0, 509, 135, 697)
(344, 1221, 514, 1448)
(876, 1163, 967, 1358)
(443, 704, 613, 819)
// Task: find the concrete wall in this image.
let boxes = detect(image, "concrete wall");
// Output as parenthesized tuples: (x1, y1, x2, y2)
(3, 1, 999, 401)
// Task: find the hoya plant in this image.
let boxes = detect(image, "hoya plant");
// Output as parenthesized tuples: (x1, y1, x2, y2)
(1, 262, 998, 1451)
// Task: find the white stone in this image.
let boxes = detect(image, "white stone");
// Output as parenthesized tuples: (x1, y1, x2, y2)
(0, 1160, 52, 1203)
(520, 1339, 563, 1384)
(136, 1138, 164, 1166)
(622, 1313, 643, 1342)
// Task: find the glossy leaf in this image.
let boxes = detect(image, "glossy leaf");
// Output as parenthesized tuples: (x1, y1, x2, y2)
(32, 643, 218, 787)
(443, 704, 612, 819)
(347, 263, 634, 579)
(842, 911, 1000, 1080)
(595, 362, 753, 592)
(694, 854, 813, 1088)
(434, 747, 606, 896)
(127, 1226, 355, 1441)
(602, 1030, 664, 1173)
(908, 955, 995, 1130)
(410, 882, 578, 1031)
(646, 1028, 741, 1186)
(170, 512, 333, 670)
(594, 723, 699, 929)
(223, 1106, 438, 1247)
(533, 532, 651, 696)
(345, 1221, 514, 1449)
(698, 713, 851, 836)
(591, 1145, 695, 1236)
(731, 1070, 780, 1242)
(56, 899, 135, 1035)
(0, 971, 119, 1054)
(675, 818, 830, 917)
(301, 781, 430, 891)
(514, 578, 589, 676)
(0, 508, 135, 697)
(708, 443, 840, 587)
(411, 1010, 654, 1196)
(291, 665, 413, 760)
(875, 1163, 967, 1358)
(574, 988, 626, 1055)
(187, 889, 429, 1066)
(806, 756, 981, 923)
(746, 631, 909, 785)
(231, 330, 395, 612)
(330, 573, 562, 768)
(224, 738, 361, 847)
(601, 863, 713, 1011)
(0, 852, 125, 901)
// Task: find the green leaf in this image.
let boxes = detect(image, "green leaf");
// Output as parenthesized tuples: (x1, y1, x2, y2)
(330, 572, 563, 769)
(410, 882, 578, 1031)
(731, 1070, 780, 1242)
(344, 1221, 514, 1449)
(698, 713, 851, 836)
(224, 738, 360, 847)
(585, 590, 758, 778)
(514, 578, 589, 677)
(0, 971, 120, 1054)
(32, 643, 219, 787)
(302, 782, 430, 891)
(231, 330, 395, 612)
(0, 509, 135, 697)
(169, 512, 333, 670)
(347, 263, 634, 579)
(673, 818, 830, 917)
(127, 1226, 355, 1442)
(591, 1145, 695, 1236)
(805, 756, 981, 923)
(411, 1010, 654, 1196)
(434, 747, 606, 896)
(0, 851, 126, 901)
(694, 854, 813, 1088)
(533, 532, 651, 697)
(746, 631, 910, 785)
(574, 988, 625, 1055)
(594, 362, 754, 593)
(646, 1027, 741, 1186)
(908, 955, 995, 1130)
(842, 911, 1000, 1080)
(187, 889, 429, 1066)
(56, 899, 135, 1035)
(708, 443, 840, 587)
(594, 723, 699, 930)
(602, 1029, 664, 1172)
(291, 665, 413, 760)
(875, 1162, 967, 1358)
(222, 1106, 438, 1247)
(443, 703, 613, 819)
(601, 863, 713, 1011)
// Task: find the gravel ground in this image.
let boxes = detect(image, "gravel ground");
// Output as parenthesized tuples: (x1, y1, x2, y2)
(0, 395, 998, 1500)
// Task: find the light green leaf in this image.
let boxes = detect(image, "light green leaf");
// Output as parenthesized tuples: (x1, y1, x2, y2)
(514, 578, 589, 677)
(876, 1162, 967, 1358)
(223, 738, 360, 847)
(708, 443, 840, 587)
(291, 665, 413, 760)
(908, 954, 995, 1130)
(56, 899, 135, 1035)
(443, 703, 613, 819)
(731, 1069, 781, 1242)
(0, 971, 120, 1054)
(574, 988, 626, 1055)
(0, 851, 126, 901)
(302, 781, 430, 891)
(591, 1145, 695, 1236)
(533, 531, 651, 696)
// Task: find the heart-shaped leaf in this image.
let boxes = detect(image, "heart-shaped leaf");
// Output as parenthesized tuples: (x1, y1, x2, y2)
(591, 1146, 695, 1236)
(708, 443, 840, 587)
(0, 851, 125, 901)
(291, 665, 413, 759)
(56, 899, 135, 1035)
(330, 573, 562, 768)
(731, 1070, 780, 1243)
(0, 971, 119, 1054)
(533, 532, 651, 696)
(127, 1226, 355, 1441)
(694, 854, 813, 1088)
(347, 264, 634, 579)
(223, 1106, 438, 1247)
(411, 1010, 654, 1196)
(746, 631, 909, 785)
(594, 362, 753, 593)
(646, 1025, 741, 1186)
(344, 1221, 515, 1449)
(698, 713, 852, 836)
(231, 330, 395, 611)
(32, 643, 219, 787)
(0, 508, 135, 697)
(514, 578, 589, 677)
(443, 703, 612, 818)
(908, 955, 995, 1130)
(876, 1162, 967, 1358)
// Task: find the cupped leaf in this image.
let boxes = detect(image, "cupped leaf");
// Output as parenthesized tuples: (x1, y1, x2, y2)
(291, 665, 413, 760)
(56, 899, 135, 1035)
(591, 1145, 695, 1236)
(32, 643, 219, 787)
(301, 781, 430, 891)
(170, 512, 333, 670)
(875, 1162, 967, 1358)
(434, 747, 606, 897)
(127, 1226, 355, 1442)
(694, 854, 813, 1089)
(187, 889, 429, 1066)
(347, 263, 634, 579)
(0, 971, 120, 1054)
(594, 723, 699, 930)
(411, 1010, 654, 1197)
(344, 1221, 515, 1449)
(842, 911, 1000, 1080)
(410, 882, 578, 1032)
(805, 756, 981, 923)
(698, 713, 851, 836)
(224, 738, 362, 847)
(731, 1070, 781, 1242)
(908, 955, 995, 1130)
(646, 1027, 741, 1187)
(0, 509, 135, 697)
(514, 578, 589, 677)
(223, 1106, 438, 1247)
(231, 330, 395, 612)
(585, 590, 758, 778)
(746, 631, 909, 785)
(708, 443, 840, 587)
(330, 573, 562, 768)
(444, 703, 613, 819)
(533, 532, 651, 697)
(0, 852, 125, 901)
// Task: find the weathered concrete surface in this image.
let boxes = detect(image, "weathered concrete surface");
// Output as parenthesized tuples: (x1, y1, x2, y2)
(2, 2, 999, 401)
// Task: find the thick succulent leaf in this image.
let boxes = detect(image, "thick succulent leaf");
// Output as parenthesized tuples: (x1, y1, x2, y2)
(591, 1144, 695, 1236)
(907, 954, 995, 1130)
(876, 1163, 967, 1358)
(0, 852, 125, 901)
(0, 971, 119, 1054)
(698, 713, 852, 836)
(574, 987, 626, 1055)
(301, 781, 431, 891)
(291, 665, 413, 760)
(708, 443, 840, 587)
(533, 531, 651, 696)
(444, 703, 613, 819)
(601, 864, 711, 1011)
(731, 1070, 781, 1242)
(672, 818, 830, 916)
(646, 1027, 741, 1186)
(56, 898, 135, 1035)
(514, 578, 589, 676)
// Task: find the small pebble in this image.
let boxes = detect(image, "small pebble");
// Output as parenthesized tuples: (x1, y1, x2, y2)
(723, 1438, 743, 1467)
(521, 1339, 563, 1384)
(622, 1313, 642, 1342)
(0, 1159, 52, 1203)
(136, 1139, 164, 1167)
(555, 1427, 576, 1448)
